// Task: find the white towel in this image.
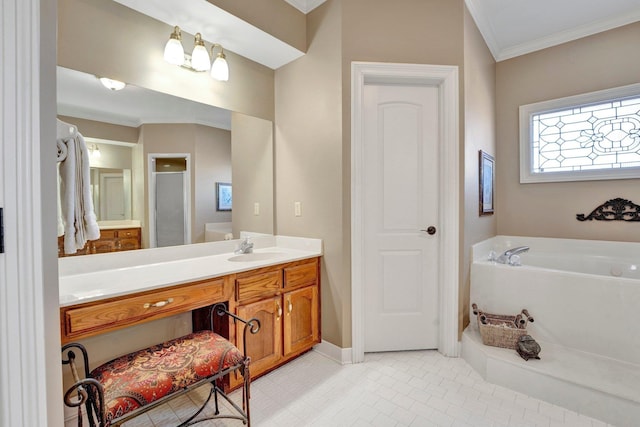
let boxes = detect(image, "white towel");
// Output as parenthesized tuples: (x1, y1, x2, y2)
(56, 163, 64, 237)
(58, 131, 100, 254)
(56, 139, 67, 162)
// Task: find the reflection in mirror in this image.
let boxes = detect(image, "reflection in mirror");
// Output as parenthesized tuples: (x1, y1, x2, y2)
(90, 167, 132, 221)
(57, 66, 273, 256)
(86, 138, 136, 222)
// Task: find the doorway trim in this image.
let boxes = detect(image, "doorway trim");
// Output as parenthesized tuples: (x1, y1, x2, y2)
(148, 153, 192, 248)
(351, 61, 460, 362)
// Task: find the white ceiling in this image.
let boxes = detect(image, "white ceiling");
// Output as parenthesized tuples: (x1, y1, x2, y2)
(57, 67, 232, 130)
(466, 0, 640, 61)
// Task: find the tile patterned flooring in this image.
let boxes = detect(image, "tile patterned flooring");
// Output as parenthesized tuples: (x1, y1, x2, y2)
(121, 350, 614, 427)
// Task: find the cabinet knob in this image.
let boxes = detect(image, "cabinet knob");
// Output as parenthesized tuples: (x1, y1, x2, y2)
(276, 301, 282, 319)
(287, 299, 293, 314)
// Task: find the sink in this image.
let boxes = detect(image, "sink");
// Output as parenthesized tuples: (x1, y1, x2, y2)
(227, 252, 285, 262)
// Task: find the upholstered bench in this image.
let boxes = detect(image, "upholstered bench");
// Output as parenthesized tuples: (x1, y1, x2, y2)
(62, 305, 259, 427)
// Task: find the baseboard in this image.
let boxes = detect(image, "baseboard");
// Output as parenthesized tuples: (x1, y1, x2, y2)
(313, 340, 352, 364)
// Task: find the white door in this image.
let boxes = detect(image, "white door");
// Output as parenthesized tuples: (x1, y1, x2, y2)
(100, 173, 124, 220)
(363, 83, 440, 352)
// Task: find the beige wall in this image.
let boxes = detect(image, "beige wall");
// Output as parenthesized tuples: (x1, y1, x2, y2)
(232, 113, 274, 237)
(195, 126, 232, 243)
(496, 22, 640, 242)
(58, 0, 275, 121)
(57, 115, 139, 143)
(207, 0, 307, 53)
(275, 0, 344, 345)
(138, 123, 231, 246)
(461, 7, 497, 333)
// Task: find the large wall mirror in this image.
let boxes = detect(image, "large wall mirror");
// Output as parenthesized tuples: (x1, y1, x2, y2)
(56, 0, 275, 257)
(57, 65, 274, 255)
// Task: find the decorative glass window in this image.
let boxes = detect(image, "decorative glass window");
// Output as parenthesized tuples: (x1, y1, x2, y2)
(519, 83, 640, 183)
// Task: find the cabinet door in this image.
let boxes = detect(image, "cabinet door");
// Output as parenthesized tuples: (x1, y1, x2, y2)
(117, 237, 140, 251)
(283, 285, 319, 357)
(237, 296, 283, 378)
(92, 239, 117, 254)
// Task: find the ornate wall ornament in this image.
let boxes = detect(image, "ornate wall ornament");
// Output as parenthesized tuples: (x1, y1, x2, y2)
(576, 198, 640, 221)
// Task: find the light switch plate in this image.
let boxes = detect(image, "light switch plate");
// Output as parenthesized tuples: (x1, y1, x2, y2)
(254, 202, 260, 216)
(294, 201, 301, 217)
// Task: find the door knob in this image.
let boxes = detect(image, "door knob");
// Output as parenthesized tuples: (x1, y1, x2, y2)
(421, 226, 437, 235)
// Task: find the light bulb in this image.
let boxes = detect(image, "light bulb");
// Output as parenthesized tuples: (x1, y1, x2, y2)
(191, 33, 210, 72)
(164, 26, 185, 66)
(211, 52, 229, 81)
(90, 145, 101, 158)
(99, 77, 126, 91)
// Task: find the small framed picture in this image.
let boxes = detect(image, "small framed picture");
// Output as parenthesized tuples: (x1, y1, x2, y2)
(479, 151, 494, 216)
(216, 182, 232, 211)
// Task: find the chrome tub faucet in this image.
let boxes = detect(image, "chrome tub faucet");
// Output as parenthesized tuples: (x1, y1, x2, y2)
(490, 246, 530, 266)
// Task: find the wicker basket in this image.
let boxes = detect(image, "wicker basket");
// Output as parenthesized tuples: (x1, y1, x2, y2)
(472, 304, 533, 350)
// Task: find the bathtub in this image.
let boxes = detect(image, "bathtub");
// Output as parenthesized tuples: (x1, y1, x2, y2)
(463, 236, 640, 427)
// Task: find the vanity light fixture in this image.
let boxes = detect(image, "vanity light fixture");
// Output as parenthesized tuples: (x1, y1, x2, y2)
(88, 144, 101, 158)
(98, 77, 126, 91)
(163, 25, 230, 81)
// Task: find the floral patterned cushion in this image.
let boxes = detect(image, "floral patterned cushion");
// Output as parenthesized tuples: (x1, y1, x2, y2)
(90, 330, 244, 424)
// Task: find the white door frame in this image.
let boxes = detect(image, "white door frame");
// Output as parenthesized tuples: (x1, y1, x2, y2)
(351, 62, 460, 362)
(1, 0, 64, 425)
(148, 153, 192, 248)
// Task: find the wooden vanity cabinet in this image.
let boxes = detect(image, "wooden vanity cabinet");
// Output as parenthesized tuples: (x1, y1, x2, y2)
(233, 257, 320, 385)
(58, 227, 141, 257)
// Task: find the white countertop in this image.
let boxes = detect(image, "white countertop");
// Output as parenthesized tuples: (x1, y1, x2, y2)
(59, 235, 322, 307)
(96, 219, 141, 230)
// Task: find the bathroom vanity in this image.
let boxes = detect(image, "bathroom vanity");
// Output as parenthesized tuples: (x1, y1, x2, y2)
(58, 221, 143, 257)
(59, 235, 322, 383)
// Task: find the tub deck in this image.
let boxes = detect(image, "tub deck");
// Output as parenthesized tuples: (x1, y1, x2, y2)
(463, 327, 640, 427)
(467, 236, 640, 427)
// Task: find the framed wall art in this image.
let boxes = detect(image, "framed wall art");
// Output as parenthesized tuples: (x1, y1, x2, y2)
(479, 150, 494, 216)
(216, 182, 232, 211)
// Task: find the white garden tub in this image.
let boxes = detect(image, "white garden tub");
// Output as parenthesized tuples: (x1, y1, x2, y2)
(463, 236, 640, 427)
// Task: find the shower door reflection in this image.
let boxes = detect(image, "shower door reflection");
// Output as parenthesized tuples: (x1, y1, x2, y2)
(150, 155, 190, 248)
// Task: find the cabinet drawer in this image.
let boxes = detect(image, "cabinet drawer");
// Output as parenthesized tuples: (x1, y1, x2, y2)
(118, 237, 141, 251)
(99, 230, 118, 239)
(92, 239, 117, 254)
(62, 278, 225, 340)
(236, 270, 281, 302)
(118, 228, 140, 238)
(284, 259, 318, 290)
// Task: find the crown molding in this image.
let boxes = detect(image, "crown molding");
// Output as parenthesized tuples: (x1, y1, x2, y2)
(495, 8, 640, 61)
(466, 0, 640, 62)
(464, 0, 501, 60)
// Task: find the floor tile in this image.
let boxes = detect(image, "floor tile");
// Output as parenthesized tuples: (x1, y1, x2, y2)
(108, 350, 617, 427)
